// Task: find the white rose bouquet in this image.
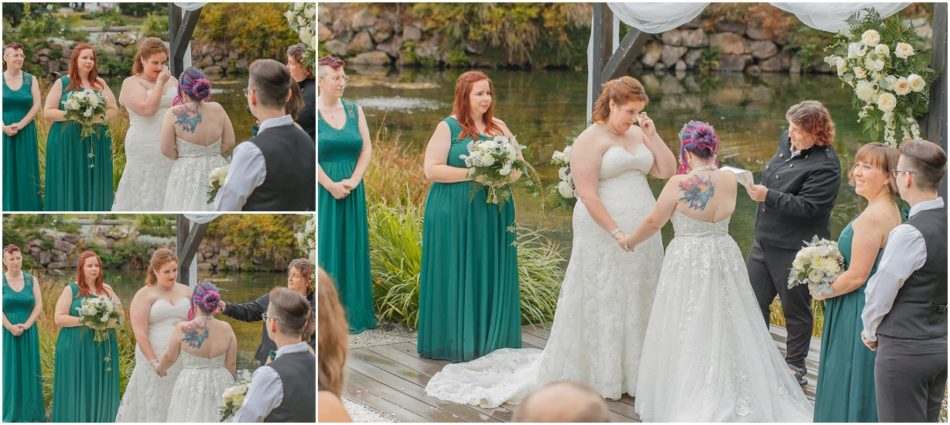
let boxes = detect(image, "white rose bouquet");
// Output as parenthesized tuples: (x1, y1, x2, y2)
(295, 216, 317, 265)
(459, 134, 536, 208)
(206, 164, 230, 204)
(64, 88, 107, 139)
(823, 8, 936, 146)
(219, 381, 250, 422)
(787, 236, 845, 298)
(77, 295, 122, 343)
(285, 3, 316, 67)
(550, 144, 575, 204)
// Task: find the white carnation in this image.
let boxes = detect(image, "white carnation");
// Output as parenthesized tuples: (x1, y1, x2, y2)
(877, 92, 897, 113)
(864, 56, 884, 72)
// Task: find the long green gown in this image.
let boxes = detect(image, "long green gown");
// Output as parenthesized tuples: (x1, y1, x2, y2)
(814, 219, 882, 422)
(44, 76, 114, 211)
(51, 283, 119, 422)
(318, 98, 376, 334)
(2, 71, 42, 211)
(417, 116, 522, 363)
(2, 273, 45, 422)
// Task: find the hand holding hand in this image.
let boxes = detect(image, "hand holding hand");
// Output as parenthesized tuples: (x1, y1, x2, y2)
(3, 125, 17, 137)
(746, 184, 768, 203)
(340, 178, 360, 191)
(327, 181, 351, 200)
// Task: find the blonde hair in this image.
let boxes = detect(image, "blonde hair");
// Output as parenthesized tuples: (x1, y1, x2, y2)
(591, 76, 648, 124)
(849, 142, 900, 195)
(318, 268, 348, 396)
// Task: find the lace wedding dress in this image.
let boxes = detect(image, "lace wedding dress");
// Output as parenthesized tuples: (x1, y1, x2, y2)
(162, 138, 227, 211)
(426, 144, 664, 407)
(166, 351, 235, 422)
(115, 297, 190, 422)
(635, 212, 813, 422)
(112, 83, 177, 211)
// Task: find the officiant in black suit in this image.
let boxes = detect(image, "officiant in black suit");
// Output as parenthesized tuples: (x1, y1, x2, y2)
(744, 100, 841, 386)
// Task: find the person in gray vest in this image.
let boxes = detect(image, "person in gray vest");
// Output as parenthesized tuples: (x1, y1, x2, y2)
(861, 138, 947, 422)
(233, 287, 315, 422)
(213, 59, 316, 211)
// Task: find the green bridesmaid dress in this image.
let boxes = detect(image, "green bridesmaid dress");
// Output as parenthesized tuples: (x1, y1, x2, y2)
(2, 71, 42, 211)
(814, 219, 882, 422)
(51, 283, 119, 422)
(417, 116, 522, 363)
(44, 76, 114, 211)
(2, 273, 45, 422)
(318, 99, 376, 334)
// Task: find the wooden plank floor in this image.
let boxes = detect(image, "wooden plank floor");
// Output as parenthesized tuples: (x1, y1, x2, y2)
(344, 324, 820, 423)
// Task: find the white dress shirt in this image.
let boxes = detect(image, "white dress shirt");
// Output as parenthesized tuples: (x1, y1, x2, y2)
(232, 341, 311, 422)
(213, 115, 295, 211)
(861, 197, 945, 342)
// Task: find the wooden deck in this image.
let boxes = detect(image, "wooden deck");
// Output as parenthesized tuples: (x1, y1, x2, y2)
(344, 324, 821, 422)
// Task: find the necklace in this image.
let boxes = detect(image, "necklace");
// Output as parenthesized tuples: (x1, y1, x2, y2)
(691, 164, 717, 173)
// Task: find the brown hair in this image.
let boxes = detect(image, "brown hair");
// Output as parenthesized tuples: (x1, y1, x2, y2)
(591, 76, 649, 124)
(289, 258, 314, 294)
(66, 44, 104, 92)
(249, 59, 303, 119)
(849, 142, 900, 195)
(785, 100, 835, 147)
(318, 268, 348, 397)
(899, 139, 948, 191)
(268, 287, 314, 340)
(75, 251, 105, 298)
(288, 43, 313, 78)
(451, 70, 503, 141)
(131, 37, 169, 76)
(145, 248, 178, 287)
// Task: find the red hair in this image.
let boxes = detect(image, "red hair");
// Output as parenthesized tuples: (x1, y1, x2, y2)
(452, 71, 502, 141)
(66, 44, 103, 92)
(75, 251, 105, 298)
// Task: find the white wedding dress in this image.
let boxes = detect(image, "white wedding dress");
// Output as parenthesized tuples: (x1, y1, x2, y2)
(163, 138, 227, 211)
(112, 83, 177, 211)
(166, 351, 235, 422)
(426, 144, 664, 407)
(635, 212, 813, 422)
(115, 297, 190, 422)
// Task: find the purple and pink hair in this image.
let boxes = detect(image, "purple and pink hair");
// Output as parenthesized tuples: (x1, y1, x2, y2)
(187, 281, 221, 320)
(318, 56, 345, 71)
(3, 244, 20, 255)
(677, 120, 720, 174)
(174, 67, 212, 105)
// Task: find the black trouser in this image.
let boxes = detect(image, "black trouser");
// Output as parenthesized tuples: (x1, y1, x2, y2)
(875, 334, 948, 422)
(746, 240, 812, 371)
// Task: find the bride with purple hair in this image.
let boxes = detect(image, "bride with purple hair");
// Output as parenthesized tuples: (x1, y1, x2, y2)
(155, 281, 237, 422)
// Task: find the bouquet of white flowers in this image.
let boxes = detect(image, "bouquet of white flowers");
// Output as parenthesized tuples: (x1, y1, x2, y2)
(219, 381, 250, 422)
(550, 145, 575, 203)
(823, 8, 936, 146)
(206, 164, 230, 204)
(787, 236, 845, 298)
(77, 295, 122, 343)
(284, 2, 316, 67)
(459, 135, 535, 207)
(64, 88, 107, 139)
(295, 216, 316, 265)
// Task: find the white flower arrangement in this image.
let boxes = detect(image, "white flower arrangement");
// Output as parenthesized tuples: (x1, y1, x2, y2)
(295, 216, 317, 265)
(459, 135, 535, 207)
(824, 8, 936, 146)
(64, 88, 108, 166)
(285, 3, 316, 68)
(77, 295, 122, 343)
(550, 145, 574, 201)
(219, 381, 250, 422)
(787, 236, 845, 298)
(206, 164, 230, 204)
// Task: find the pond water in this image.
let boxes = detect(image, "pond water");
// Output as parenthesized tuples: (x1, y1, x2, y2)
(344, 68, 874, 255)
(36, 269, 289, 373)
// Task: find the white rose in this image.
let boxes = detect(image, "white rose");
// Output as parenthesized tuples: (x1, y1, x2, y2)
(83, 109, 93, 117)
(557, 181, 575, 199)
(855, 80, 877, 103)
(861, 30, 881, 47)
(87, 94, 100, 107)
(299, 26, 313, 45)
(893, 77, 912, 95)
(877, 92, 897, 113)
(874, 44, 890, 57)
(908, 74, 926, 92)
(864, 56, 884, 72)
(807, 268, 825, 283)
(894, 42, 915, 59)
(884, 75, 898, 89)
(66, 99, 80, 111)
(853, 66, 867, 80)
(848, 43, 868, 58)
(558, 166, 570, 181)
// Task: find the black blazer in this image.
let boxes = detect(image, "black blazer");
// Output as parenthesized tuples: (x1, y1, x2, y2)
(754, 130, 841, 250)
(223, 291, 316, 365)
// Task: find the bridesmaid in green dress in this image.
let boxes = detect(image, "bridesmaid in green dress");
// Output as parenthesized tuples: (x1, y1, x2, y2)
(52, 251, 121, 422)
(317, 56, 376, 334)
(2, 245, 45, 422)
(417, 70, 522, 362)
(44, 43, 118, 212)
(2, 43, 43, 211)
(813, 143, 902, 422)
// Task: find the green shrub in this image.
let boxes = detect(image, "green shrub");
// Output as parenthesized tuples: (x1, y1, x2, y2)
(206, 215, 309, 271)
(139, 12, 168, 39)
(134, 215, 175, 238)
(193, 3, 300, 64)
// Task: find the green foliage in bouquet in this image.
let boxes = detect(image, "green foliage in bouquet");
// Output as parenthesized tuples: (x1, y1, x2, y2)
(824, 8, 937, 145)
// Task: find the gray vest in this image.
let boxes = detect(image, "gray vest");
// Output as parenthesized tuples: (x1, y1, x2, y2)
(878, 207, 948, 340)
(244, 125, 316, 211)
(264, 350, 316, 422)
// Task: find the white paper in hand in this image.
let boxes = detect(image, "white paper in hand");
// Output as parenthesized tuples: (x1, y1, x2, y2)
(721, 166, 754, 188)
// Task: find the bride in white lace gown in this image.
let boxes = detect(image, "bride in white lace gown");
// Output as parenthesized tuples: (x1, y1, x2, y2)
(116, 249, 192, 421)
(619, 121, 813, 421)
(159, 68, 235, 211)
(156, 282, 237, 422)
(112, 39, 178, 211)
(426, 77, 676, 406)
